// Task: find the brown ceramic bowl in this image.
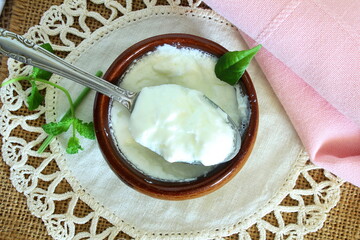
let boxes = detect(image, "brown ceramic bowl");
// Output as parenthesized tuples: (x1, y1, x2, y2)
(93, 34, 258, 200)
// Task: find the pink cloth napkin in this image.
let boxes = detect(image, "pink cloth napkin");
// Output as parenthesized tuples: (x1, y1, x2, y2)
(203, 0, 360, 186)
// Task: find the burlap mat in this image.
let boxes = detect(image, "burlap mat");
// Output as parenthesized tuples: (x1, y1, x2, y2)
(0, 0, 359, 239)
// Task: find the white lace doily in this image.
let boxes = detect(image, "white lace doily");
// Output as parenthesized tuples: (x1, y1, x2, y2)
(0, 1, 343, 239)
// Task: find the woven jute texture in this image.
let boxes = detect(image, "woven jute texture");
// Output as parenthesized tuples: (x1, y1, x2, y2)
(0, 0, 359, 239)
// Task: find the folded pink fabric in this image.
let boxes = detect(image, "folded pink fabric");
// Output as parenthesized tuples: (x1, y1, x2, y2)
(203, 0, 360, 186)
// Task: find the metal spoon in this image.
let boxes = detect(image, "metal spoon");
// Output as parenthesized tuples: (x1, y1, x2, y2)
(0, 28, 138, 111)
(0, 28, 241, 164)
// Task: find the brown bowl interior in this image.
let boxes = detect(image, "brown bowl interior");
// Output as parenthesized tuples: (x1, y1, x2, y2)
(93, 34, 259, 200)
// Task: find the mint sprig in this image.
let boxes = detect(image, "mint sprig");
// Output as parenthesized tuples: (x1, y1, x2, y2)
(215, 44, 262, 85)
(1, 43, 102, 154)
(42, 118, 73, 136)
(36, 86, 95, 154)
(27, 81, 45, 110)
(67, 136, 83, 154)
(74, 119, 95, 140)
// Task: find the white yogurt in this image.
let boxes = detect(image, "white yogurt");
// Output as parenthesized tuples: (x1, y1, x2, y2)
(129, 84, 237, 166)
(110, 44, 249, 181)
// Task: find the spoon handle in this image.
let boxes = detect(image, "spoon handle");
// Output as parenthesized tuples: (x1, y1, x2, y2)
(0, 28, 137, 111)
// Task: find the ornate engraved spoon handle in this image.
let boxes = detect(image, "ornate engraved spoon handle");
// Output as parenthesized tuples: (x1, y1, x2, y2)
(0, 28, 138, 112)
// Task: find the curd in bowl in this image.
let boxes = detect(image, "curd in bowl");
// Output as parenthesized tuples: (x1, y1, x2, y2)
(110, 44, 250, 181)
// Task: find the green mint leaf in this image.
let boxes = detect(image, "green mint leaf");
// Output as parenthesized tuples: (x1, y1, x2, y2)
(66, 136, 83, 154)
(31, 43, 54, 80)
(95, 70, 103, 77)
(215, 44, 262, 85)
(73, 119, 95, 140)
(27, 80, 44, 110)
(42, 118, 73, 136)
